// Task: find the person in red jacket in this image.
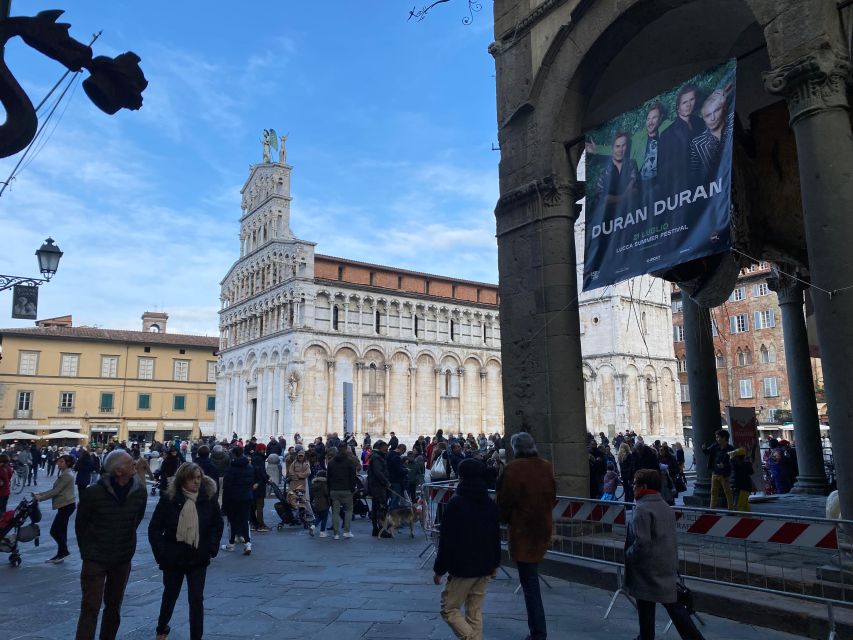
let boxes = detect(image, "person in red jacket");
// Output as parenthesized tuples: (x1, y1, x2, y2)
(0, 453, 12, 513)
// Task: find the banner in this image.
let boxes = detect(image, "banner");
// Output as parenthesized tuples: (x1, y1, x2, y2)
(342, 381, 353, 434)
(11, 285, 38, 319)
(726, 405, 764, 493)
(583, 59, 736, 291)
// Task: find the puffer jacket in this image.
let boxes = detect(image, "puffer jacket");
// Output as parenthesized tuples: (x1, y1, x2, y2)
(148, 476, 223, 569)
(75, 475, 148, 564)
(210, 449, 230, 477)
(311, 476, 330, 512)
(222, 456, 254, 507)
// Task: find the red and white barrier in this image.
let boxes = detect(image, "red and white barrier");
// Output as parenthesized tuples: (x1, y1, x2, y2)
(553, 499, 627, 525)
(673, 511, 838, 549)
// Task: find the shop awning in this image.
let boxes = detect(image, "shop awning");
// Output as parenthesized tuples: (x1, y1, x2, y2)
(45, 430, 88, 439)
(199, 422, 215, 436)
(90, 425, 119, 433)
(0, 430, 39, 440)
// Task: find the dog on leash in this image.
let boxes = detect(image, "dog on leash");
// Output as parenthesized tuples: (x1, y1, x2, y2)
(380, 505, 418, 538)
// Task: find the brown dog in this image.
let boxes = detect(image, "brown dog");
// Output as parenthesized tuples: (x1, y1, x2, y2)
(380, 506, 418, 538)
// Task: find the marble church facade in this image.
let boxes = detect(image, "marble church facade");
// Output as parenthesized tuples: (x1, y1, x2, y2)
(215, 158, 504, 442)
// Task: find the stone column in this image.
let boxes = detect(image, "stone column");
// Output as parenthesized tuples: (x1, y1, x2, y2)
(434, 366, 442, 429)
(494, 177, 588, 495)
(682, 297, 720, 506)
(766, 51, 853, 517)
(456, 367, 465, 431)
(409, 366, 417, 435)
(479, 368, 487, 433)
(326, 359, 336, 434)
(383, 363, 392, 433)
(354, 362, 363, 436)
(768, 268, 826, 494)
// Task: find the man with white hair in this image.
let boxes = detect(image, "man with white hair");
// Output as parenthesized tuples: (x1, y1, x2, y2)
(75, 449, 147, 640)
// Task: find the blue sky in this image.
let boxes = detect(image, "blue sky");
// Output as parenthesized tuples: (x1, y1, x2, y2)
(0, 2, 499, 335)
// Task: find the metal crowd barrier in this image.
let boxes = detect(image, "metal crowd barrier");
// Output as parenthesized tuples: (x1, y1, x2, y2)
(420, 481, 853, 639)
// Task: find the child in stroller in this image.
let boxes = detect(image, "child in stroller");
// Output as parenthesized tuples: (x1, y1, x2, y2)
(0, 497, 42, 567)
(268, 480, 315, 533)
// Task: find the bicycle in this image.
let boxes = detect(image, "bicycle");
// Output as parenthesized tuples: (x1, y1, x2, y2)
(10, 462, 27, 495)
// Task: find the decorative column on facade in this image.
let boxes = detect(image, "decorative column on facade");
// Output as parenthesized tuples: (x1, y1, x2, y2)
(383, 363, 392, 433)
(343, 302, 350, 333)
(326, 359, 336, 433)
(456, 367, 465, 431)
(765, 49, 853, 518)
(265, 366, 275, 435)
(682, 297, 721, 506)
(409, 366, 417, 435)
(767, 267, 826, 494)
(354, 362, 363, 436)
(479, 368, 487, 432)
(434, 366, 442, 429)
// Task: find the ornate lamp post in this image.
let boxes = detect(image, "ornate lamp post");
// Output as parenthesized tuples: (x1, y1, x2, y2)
(0, 237, 63, 290)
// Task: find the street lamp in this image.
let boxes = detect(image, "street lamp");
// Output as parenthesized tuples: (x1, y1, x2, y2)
(0, 237, 63, 291)
(35, 237, 63, 281)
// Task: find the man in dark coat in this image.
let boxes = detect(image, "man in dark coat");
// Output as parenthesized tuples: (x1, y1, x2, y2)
(249, 444, 270, 532)
(326, 447, 358, 538)
(367, 441, 391, 537)
(387, 432, 399, 451)
(448, 442, 464, 478)
(75, 450, 148, 640)
(658, 83, 705, 195)
(221, 446, 255, 555)
(701, 429, 734, 509)
(433, 459, 501, 640)
(386, 444, 408, 509)
(195, 446, 219, 485)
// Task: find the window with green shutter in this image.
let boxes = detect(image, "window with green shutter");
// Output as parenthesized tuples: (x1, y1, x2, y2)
(173, 395, 186, 411)
(100, 392, 114, 411)
(206, 395, 216, 411)
(138, 393, 151, 410)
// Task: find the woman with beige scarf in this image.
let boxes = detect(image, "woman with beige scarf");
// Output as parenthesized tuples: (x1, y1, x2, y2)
(148, 462, 223, 640)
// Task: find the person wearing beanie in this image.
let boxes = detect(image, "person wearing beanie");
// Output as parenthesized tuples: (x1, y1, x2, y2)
(433, 458, 501, 640)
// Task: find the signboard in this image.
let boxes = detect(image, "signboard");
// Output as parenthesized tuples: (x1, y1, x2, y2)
(342, 381, 353, 435)
(726, 405, 764, 493)
(583, 59, 737, 290)
(11, 285, 38, 319)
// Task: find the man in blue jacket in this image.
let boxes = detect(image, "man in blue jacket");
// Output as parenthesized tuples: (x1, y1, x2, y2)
(433, 459, 501, 640)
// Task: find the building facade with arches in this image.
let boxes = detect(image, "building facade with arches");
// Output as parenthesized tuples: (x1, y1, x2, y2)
(215, 158, 504, 442)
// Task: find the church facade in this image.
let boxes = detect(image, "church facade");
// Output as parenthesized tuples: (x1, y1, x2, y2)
(215, 157, 504, 443)
(215, 150, 682, 443)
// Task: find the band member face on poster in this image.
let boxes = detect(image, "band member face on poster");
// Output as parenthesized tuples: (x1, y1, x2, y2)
(701, 91, 727, 139)
(676, 88, 697, 121)
(645, 106, 662, 137)
(612, 133, 628, 163)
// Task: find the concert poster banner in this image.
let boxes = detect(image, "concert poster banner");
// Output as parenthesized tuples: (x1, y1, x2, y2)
(582, 59, 737, 291)
(11, 284, 38, 319)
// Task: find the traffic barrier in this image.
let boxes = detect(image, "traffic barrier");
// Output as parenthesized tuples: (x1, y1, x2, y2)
(419, 481, 852, 639)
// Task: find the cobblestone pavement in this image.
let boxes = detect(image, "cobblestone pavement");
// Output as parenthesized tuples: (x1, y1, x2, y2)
(0, 492, 810, 640)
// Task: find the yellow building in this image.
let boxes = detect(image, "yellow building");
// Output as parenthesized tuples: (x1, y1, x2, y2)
(0, 312, 218, 445)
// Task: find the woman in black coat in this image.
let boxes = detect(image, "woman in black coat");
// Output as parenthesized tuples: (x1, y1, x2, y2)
(149, 462, 223, 640)
(73, 449, 94, 492)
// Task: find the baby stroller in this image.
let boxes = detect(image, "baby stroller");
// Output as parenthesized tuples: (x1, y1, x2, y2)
(268, 480, 311, 530)
(0, 498, 42, 567)
(353, 476, 370, 518)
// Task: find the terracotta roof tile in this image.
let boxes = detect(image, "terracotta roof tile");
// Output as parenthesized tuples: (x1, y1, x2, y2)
(0, 326, 219, 349)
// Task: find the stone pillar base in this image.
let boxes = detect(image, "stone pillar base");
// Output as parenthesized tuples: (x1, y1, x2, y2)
(791, 476, 828, 495)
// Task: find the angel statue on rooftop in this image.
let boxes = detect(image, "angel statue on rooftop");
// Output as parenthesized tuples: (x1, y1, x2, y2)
(279, 133, 289, 163)
(261, 128, 278, 163)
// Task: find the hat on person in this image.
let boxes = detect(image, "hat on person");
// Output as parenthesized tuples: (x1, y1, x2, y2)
(256, 443, 266, 453)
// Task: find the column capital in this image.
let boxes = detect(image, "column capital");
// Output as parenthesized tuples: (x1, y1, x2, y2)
(766, 266, 806, 306)
(479, 369, 487, 379)
(434, 366, 442, 374)
(764, 50, 852, 125)
(456, 367, 465, 376)
(354, 360, 365, 370)
(383, 363, 392, 371)
(326, 359, 336, 370)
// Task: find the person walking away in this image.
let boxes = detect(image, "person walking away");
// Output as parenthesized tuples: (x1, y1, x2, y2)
(195, 446, 219, 491)
(17, 445, 32, 487)
(625, 469, 706, 640)
(368, 441, 392, 538)
(311, 470, 331, 537)
(602, 463, 620, 501)
(386, 443, 408, 509)
(74, 450, 147, 640)
(160, 448, 180, 495)
(0, 454, 12, 513)
(221, 446, 255, 555)
(46, 446, 57, 477)
(34, 454, 77, 563)
(327, 446, 357, 539)
(433, 459, 501, 640)
(496, 432, 556, 640)
(210, 445, 230, 503)
(701, 429, 734, 509)
(74, 449, 94, 494)
(29, 443, 41, 485)
(148, 463, 223, 640)
(729, 447, 753, 512)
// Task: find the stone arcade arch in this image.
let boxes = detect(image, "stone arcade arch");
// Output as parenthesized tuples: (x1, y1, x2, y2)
(492, 0, 852, 502)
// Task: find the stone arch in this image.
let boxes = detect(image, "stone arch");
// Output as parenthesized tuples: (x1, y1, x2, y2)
(300, 340, 332, 360)
(333, 342, 360, 358)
